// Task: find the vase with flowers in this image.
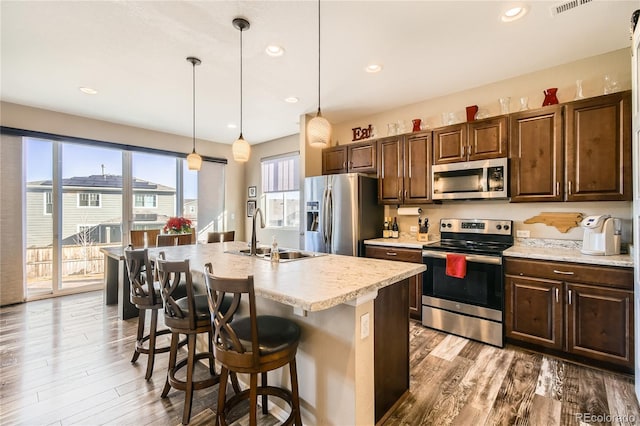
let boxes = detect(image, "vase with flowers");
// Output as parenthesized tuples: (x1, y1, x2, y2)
(163, 216, 192, 234)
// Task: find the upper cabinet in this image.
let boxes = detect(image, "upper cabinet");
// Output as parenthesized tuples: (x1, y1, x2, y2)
(377, 132, 432, 205)
(565, 92, 631, 201)
(433, 116, 508, 165)
(321, 140, 377, 175)
(510, 91, 631, 203)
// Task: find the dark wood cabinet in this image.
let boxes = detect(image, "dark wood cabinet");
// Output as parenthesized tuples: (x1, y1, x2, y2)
(322, 145, 348, 175)
(433, 116, 507, 165)
(505, 258, 634, 372)
(510, 91, 631, 203)
(565, 92, 631, 201)
(505, 274, 563, 350)
(509, 105, 564, 202)
(322, 141, 377, 175)
(366, 245, 423, 320)
(377, 132, 432, 205)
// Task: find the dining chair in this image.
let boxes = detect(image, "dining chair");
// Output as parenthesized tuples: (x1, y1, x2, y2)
(206, 230, 235, 243)
(130, 229, 161, 248)
(204, 263, 302, 426)
(156, 233, 192, 247)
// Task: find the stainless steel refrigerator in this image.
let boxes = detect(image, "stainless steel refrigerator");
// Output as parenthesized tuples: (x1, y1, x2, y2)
(304, 173, 383, 256)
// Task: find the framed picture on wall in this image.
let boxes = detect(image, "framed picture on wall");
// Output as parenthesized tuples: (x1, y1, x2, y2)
(248, 186, 257, 198)
(247, 200, 256, 217)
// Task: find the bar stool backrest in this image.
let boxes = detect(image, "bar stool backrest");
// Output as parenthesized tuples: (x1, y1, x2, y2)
(156, 253, 197, 330)
(207, 231, 235, 243)
(124, 246, 159, 306)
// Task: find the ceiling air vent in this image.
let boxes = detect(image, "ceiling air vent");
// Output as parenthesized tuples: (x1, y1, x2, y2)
(550, 0, 592, 16)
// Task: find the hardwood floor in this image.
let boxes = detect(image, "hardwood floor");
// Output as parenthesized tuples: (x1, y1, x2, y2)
(1, 291, 639, 425)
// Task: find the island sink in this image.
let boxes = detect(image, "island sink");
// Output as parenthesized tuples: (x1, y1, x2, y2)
(227, 247, 325, 262)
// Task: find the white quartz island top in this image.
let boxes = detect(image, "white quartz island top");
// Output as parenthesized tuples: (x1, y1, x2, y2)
(146, 241, 426, 312)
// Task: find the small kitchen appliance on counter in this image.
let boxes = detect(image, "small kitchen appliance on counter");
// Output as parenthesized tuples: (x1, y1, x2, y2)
(580, 215, 621, 256)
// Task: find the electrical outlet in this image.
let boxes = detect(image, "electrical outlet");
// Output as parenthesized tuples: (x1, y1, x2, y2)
(516, 230, 531, 238)
(410, 226, 418, 232)
(360, 313, 370, 339)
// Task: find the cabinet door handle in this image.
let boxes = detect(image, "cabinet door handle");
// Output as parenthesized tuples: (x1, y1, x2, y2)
(556, 182, 560, 196)
(398, 190, 402, 200)
(568, 289, 573, 305)
(568, 181, 572, 195)
(386, 252, 398, 256)
(553, 269, 574, 275)
(404, 190, 408, 199)
(343, 161, 346, 169)
(555, 287, 559, 303)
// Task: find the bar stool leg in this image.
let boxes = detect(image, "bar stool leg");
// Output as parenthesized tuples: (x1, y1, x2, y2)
(216, 367, 229, 426)
(145, 309, 159, 380)
(290, 358, 302, 426)
(261, 373, 268, 415)
(131, 308, 146, 363)
(162, 332, 179, 398)
(182, 333, 197, 425)
(249, 373, 258, 426)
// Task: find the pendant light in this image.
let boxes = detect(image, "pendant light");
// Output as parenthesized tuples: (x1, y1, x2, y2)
(186, 56, 203, 171)
(307, 0, 332, 147)
(232, 18, 251, 162)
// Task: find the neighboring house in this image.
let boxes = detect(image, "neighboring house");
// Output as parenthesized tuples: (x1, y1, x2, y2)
(183, 198, 197, 222)
(26, 174, 176, 247)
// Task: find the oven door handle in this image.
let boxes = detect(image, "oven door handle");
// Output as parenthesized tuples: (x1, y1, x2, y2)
(422, 250, 502, 265)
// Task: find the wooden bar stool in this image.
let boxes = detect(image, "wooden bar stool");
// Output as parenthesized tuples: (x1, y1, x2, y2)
(124, 246, 180, 380)
(156, 253, 223, 425)
(204, 263, 302, 426)
(207, 231, 235, 243)
(157, 233, 192, 247)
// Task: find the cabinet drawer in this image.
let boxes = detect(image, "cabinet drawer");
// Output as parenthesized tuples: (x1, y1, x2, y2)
(366, 246, 422, 263)
(505, 258, 632, 289)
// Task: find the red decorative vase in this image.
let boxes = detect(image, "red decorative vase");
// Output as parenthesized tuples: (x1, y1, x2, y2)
(465, 105, 478, 122)
(412, 119, 421, 132)
(542, 88, 559, 106)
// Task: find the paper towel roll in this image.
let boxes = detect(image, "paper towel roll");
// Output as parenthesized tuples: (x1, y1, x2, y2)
(397, 206, 422, 216)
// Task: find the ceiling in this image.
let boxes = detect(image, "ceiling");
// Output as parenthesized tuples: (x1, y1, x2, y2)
(1, 1, 637, 146)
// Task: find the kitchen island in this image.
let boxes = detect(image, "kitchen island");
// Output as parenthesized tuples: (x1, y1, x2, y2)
(103, 241, 425, 425)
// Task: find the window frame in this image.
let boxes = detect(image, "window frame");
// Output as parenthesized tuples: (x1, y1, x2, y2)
(77, 192, 101, 208)
(43, 191, 53, 215)
(133, 193, 157, 209)
(260, 152, 300, 230)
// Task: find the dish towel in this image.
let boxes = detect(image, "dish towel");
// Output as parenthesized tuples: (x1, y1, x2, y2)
(445, 253, 467, 279)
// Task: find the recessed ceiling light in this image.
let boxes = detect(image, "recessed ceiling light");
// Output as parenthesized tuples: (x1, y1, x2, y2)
(365, 64, 382, 73)
(79, 87, 98, 95)
(501, 5, 528, 22)
(265, 45, 284, 57)
(284, 97, 299, 103)
(227, 123, 237, 129)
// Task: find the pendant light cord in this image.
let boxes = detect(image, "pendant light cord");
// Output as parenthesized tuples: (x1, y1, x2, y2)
(317, 0, 321, 115)
(239, 25, 244, 137)
(192, 61, 196, 152)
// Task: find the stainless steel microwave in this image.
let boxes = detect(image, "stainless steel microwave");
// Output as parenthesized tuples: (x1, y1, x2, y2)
(432, 157, 508, 200)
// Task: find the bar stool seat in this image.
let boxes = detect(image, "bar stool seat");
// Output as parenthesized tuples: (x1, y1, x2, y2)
(204, 263, 302, 426)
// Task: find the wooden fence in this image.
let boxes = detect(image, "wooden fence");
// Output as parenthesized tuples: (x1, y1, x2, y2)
(26, 244, 114, 281)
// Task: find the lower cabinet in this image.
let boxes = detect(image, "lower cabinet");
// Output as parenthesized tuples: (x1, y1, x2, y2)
(366, 245, 423, 320)
(505, 258, 634, 372)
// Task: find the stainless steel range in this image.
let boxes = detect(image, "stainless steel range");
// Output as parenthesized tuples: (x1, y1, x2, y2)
(422, 218, 513, 347)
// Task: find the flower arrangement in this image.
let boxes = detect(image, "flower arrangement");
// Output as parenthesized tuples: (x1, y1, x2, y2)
(163, 216, 192, 234)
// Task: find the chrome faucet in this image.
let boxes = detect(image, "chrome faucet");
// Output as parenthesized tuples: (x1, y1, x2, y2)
(250, 207, 265, 256)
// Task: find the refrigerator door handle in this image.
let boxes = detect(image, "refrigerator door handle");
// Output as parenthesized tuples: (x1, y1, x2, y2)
(326, 187, 334, 253)
(322, 187, 329, 246)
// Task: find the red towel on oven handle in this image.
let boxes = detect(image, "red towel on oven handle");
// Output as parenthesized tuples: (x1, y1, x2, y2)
(445, 253, 467, 279)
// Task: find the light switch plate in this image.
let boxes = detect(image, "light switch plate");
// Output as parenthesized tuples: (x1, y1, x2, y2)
(360, 313, 370, 339)
(410, 226, 418, 232)
(516, 230, 530, 238)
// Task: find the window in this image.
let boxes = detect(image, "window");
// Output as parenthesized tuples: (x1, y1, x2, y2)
(134, 193, 157, 208)
(44, 191, 52, 215)
(78, 192, 101, 207)
(261, 154, 299, 228)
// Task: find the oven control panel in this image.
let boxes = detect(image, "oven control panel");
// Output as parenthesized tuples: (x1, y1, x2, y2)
(440, 218, 512, 236)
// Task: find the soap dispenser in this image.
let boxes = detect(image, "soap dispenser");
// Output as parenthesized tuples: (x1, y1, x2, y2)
(271, 236, 280, 263)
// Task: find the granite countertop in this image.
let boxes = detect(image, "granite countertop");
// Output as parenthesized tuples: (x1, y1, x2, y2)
(364, 235, 440, 250)
(503, 239, 633, 268)
(130, 241, 426, 312)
